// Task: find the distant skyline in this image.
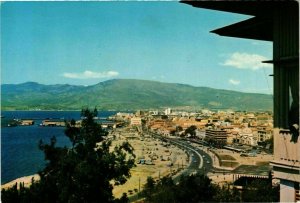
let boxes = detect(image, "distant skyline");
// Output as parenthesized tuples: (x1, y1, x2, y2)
(1, 1, 273, 94)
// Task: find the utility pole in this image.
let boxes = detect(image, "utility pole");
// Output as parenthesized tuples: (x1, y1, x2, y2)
(138, 177, 141, 193)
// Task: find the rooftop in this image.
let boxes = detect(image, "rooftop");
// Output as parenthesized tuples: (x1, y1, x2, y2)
(232, 164, 272, 177)
(181, 1, 298, 41)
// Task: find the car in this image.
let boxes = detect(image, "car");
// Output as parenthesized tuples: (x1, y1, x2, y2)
(167, 163, 173, 167)
(248, 153, 257, 157)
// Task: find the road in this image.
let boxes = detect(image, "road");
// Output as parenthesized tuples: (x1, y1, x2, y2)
(129, 133, 214, 202)
(150, 133, 213, 180)
(169, 139, 213, 179)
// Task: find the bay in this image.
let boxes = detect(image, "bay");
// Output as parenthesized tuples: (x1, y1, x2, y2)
(1, 111, 117, 184)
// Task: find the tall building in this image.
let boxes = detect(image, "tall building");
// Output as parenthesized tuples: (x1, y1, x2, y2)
(165, 108, 172, 115)
(205, 129, 228, 147)
(182, 1, 299, 201)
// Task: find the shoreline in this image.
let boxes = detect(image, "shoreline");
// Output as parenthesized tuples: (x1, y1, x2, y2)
(1, 129, 188, 195)
(1, 110, 128, 112)
(1, 110, 82, 112)
(1, 174, 40, 190)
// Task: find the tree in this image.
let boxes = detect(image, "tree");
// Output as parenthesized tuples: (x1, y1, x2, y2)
(176, 126, 183, 132)
(140, 172, 279, 203)
(152, 177, 176, 203)
(241, 179, 279, 202)
(161, 115, 168, 120)
(142, 172, 217, 203)
(176, 173, 216, 202)
(184, 125, 197, 138)
(214, 185, 241, 202)
(2, 108, 135, 203)
(224, 118, 231, 123)
(169, 130, 176, 136)
(142, 176, 156, 201)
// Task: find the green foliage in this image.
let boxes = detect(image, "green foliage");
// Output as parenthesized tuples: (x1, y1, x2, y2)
(161, 115, 169, 119)
(176, 126, 183, 132)
(143, 176, 156, 201)
(242, 179, 279, 202)
(214, 185, 241, 202)
(176, 173, 216, 202)
(1, 108, 135, 203)
(184, 125, 197, 137)
(150, 177, 176, 203)
(142, 173, 217, 203)
(1, 183, 19, 203)
(141, 172, 279, 203)
(1, 79, 273, 111)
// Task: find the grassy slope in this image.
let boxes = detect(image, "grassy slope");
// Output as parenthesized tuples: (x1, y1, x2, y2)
(1, 79, 273, 111)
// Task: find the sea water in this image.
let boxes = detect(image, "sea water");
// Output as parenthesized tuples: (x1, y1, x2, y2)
(1, 111, 117, 184)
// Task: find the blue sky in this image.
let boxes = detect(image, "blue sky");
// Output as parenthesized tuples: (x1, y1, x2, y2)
(1, 1, 273, 94)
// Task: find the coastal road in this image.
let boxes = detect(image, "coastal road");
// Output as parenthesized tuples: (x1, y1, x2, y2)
(129, 134, 213, 202)
(150, 133, 213, 178)
(170, 139, 213, 175)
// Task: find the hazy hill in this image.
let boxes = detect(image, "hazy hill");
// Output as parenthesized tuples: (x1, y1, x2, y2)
(1, 79, 273, 111)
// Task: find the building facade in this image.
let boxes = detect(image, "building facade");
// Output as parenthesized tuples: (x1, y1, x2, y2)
(182, 1, 299, 201)
(205, 129, 228, 147)
(130, 117, 142, 126)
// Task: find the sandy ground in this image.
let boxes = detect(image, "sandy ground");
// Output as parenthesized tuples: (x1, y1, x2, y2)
(111, 129, 188, 198)
(2, 129, 273, 194)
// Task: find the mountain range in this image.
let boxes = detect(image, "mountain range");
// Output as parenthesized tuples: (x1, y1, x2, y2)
(1, 79, 273, 111)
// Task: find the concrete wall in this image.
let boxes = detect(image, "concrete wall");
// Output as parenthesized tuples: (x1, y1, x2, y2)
(280, 179, 296, 202)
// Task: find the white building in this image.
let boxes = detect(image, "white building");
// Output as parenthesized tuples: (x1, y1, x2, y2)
(239, 128, 257, 146)
(164, 108, 172, 115)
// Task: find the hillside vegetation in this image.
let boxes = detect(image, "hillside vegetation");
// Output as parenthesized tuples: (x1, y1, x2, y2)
(1, 79, 273, 111)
